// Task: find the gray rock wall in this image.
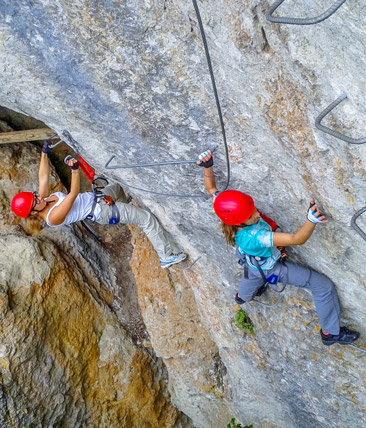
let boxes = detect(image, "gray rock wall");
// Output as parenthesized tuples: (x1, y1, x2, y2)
(1, 1, 366, 427)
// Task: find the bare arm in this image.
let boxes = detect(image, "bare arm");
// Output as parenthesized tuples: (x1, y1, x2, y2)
(48, 159, 81, 226)
(198, 151, 218, 195)
(38, 152, 50, 198)
(272, 199, 327, 247)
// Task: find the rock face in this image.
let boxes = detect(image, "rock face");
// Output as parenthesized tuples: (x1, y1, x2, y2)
(0, 144, 191, 428)
(1, 1, 366, 428)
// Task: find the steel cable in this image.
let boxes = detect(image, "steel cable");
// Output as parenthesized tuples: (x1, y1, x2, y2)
(102, 0, 231, 198)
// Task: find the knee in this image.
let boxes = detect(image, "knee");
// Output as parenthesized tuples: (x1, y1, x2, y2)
(309, 271, 336, 297)
(238, 284, 259, 302)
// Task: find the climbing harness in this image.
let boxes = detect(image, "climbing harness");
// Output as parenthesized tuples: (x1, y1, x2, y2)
(237, 249, 287, 308)
(266, 0, 347, 25)
(315, 93, 366, 144)
(102, 0, 231, 198)
(63, 155, 117, 226)
(56, 136, 111, 239)
(351, 206, 366, 242)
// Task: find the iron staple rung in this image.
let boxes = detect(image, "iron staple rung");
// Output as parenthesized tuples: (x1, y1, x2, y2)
(266, 0, 347, 25)
(105, 155, 198, 169)
(315, 93, 366, 144)
(351, 206, 366, 242)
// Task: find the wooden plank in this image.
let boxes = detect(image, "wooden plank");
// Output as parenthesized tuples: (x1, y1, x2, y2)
(0, 128, 57, 144)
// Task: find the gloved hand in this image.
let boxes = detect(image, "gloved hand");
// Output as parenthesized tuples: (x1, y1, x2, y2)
(307, 199, 327, 224)
(197, 150, 213, 168)
(42, 140, 52, 153)
(64, 155, 79, 170)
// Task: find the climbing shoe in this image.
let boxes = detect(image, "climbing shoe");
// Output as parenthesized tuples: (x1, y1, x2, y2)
(255, 284, 268, 297)
(160, 252, 187, 269)
(235, 284, 268, 304)
(321, 327, 360, 346)
(235, 293, 245, 304)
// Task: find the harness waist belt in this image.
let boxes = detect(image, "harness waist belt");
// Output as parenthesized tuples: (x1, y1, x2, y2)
(238, 247, 268, 262)
(109, 204, 120, 224)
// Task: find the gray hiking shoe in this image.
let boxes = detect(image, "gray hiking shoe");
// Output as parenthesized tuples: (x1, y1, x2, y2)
(160, 252, 187, 269)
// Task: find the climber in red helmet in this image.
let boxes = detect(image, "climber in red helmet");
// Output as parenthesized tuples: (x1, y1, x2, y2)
(198, 150, 359, 347)
(11, 141, 187, 269)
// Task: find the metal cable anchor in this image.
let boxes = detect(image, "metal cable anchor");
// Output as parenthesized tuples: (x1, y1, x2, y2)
(315, 93, 366, 144)
(351, 206, 366, 242)
(266, 0, 347, 25)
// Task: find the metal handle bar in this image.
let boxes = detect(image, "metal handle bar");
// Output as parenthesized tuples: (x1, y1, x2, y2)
(351, 206, 366, 242)
(252, 294, 285, 308)
(266, 0, 347, 25)
(105, 155, 199, 170)
(46, 133, 65, 149)
(315, 93, 366, 144)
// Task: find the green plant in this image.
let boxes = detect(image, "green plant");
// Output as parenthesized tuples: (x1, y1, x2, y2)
(234, 309, 254, 334)
(227, 417, 253, 428)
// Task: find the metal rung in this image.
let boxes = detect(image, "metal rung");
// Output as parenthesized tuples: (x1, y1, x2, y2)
(105, 155, 198, 170)
(315, 93, 366, 144)
(176, 255, 202, 271)
(48, 133, 65, 149)
(266, 0, 347, 25)
(351, 206, 366, 242)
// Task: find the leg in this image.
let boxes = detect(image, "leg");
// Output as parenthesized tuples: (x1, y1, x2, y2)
(276, 262, 340, 335)
(238, 267, 267, 302)
(101, 183, 128, 203)
(115, 201, 174, 259)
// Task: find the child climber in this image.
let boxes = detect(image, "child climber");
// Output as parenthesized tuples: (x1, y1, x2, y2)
(198, 150, 359, 347)
(10, 141, 187, 269)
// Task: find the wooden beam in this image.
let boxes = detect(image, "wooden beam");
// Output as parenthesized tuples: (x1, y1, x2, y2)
(0, 128, 57, 144)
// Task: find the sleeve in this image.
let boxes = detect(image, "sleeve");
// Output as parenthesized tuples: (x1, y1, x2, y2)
(254, 229, 274, 248)
(258, 210, 278, 231)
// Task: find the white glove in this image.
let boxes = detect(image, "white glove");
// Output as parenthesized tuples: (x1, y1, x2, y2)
(307, 206, 323, 224)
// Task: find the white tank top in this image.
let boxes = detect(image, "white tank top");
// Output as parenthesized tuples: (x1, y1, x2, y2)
(45, 192, 101, 227)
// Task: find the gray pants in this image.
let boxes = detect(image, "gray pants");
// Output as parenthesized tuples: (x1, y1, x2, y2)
(239, 261, 341, 335)
(96, 183, 173, 259)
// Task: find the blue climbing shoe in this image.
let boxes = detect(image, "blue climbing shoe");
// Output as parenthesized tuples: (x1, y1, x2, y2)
(321, 327, 360, 346)
(160, 252, 187, 269)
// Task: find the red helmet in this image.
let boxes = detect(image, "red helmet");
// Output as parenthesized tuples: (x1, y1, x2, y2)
(11, 192, 34, 218)
(213, 190, 254, 225)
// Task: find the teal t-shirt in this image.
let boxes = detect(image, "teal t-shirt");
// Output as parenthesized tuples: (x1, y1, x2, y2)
(235, 217, 280, 271)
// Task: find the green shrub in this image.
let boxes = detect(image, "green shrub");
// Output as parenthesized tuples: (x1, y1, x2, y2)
(227, 417, 253, 428)
(234, 309, 254, 334)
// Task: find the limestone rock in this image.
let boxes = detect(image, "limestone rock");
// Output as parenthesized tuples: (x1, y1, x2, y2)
(0, 144, 190, 428)
(1, 1, 366, 427)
